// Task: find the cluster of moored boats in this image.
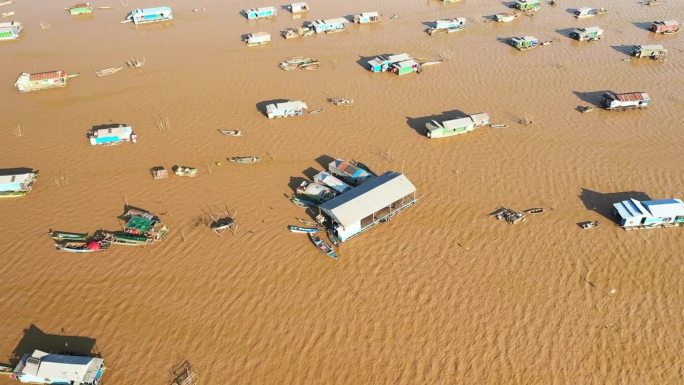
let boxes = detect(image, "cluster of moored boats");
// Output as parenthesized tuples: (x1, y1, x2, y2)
(49, 207, 169, 253)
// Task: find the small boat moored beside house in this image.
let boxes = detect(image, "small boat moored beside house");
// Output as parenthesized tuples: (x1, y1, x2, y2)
(12, 350, 105, 385)
(425, 113, 489, 138)
(508, 36, 539, 50)
(313, 171, 352, 194)
(244, 7, 277, 20)
(67, 3, 93, 15)
(296, 181, 336, 203)
(244, 31, 271, 46)
(308, 17, 350, 34)
(265, 100, 308, 118)
(328, 159, 374, 186)
(612, 198, 684, 229)
(318, 171, 417, 242)
(602, 91, 650, 110)
(15, 70, 69, 92)
(0, 21, 22, 40)
(289, 2, 309, 13)
(125, 7, 173, 24)
(573, 7, 607, 18)
(88, 124, 137, 145)
(495, 13, 518, 23)
(631, 44, 667, 59)
(427, 18, 466, 35)
(570, 26, 603, 41)
(0, 170, 38, 198)
(650, 20, 679, 34)
(352, 12, 381, 24)
(514, 0, 541, 12)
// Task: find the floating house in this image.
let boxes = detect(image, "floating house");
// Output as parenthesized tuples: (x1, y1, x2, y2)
(0, 171, 38, 198)
(15, 71, 68, 92)
(319, 171, 417, 242)
(602, 92, 650, 110)
(88, 124, 136, 145)
(12, 350, 104, 385)
(313, 171, 351, 194)
(0, 21, 22, 40)
(574, 7, 607, 18)
(650, 20, 679, 34)
(427, 18, 466, 35)
(117, 207, 169, 244)
(67, 3, 93, 15)
(125, 7, 173, 24)
(631, 44, 667, 59)
(570, 26, 603, 41)
(328, 159, 373, 186)
(425, 113, 489, 139)
(244, 7, 277, 20)
(514, 0, 541, 11)
(265, 100, 308, 119)
(308, 18, 350, 34)
(245, 31, 271, 46)
(612, 198, 684, 229)
(289, 2, 309, 13)
(508, 36, 539, 50)
(367, 53, 422, 75)
(353, 12, 381, 24)
(296, 181, 336, 203)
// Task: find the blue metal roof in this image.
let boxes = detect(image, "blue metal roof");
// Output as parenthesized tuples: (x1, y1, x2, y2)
(612, 199, 648, 220)
(40, 354, 93, 366)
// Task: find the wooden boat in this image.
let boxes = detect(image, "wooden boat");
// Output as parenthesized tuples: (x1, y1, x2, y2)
(309, 108, 324, 114)
(229, 156, 260, 164)
(495, 13, 518, 22)
(309, 233, 337, 259)
(279, 57, 319, 71)
(296, 217, 318, 226)
(290, 196, 317, 208)
(0, 363, 13, 373)
(2, 11, 15, 18)
(55, 238, 111, 253)
(218, 129, 243, 136)
(109, 232, 153, 246)
(580, 221, 598, 229)
(95, 66, 122, 77)
(328, 98, 353, 106)
(489, 123, 509, 128)
(49, 230, 88, 241)
(288, 225, 319, 233)
(524, 207, 544, 214)
(173, 165, 197, 177)
(210, 216, 234, 235)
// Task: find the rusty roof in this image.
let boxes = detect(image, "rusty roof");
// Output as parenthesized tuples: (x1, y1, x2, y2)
(28, 71, 66, 81)
(614, 92, 649, 102)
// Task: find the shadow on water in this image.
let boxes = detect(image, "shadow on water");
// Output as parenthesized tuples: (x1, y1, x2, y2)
(633, 21, 652, 31)
(406, 109, 467, 136)
(255, 99, 289, 117)
(314, 155, 336, 170)
(573, 91, 611, 107)
(611, 45, 635, 56)
(579, 188, 651, 220)
(556, 28, 576, 38)
(9, 324, 99, 366)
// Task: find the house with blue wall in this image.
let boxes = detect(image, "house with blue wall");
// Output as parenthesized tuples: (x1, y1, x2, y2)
(612, 198, 684, 229)
(12, 350, 105, 385)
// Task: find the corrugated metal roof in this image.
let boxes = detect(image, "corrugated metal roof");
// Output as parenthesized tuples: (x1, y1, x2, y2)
(387, 53, 411, 63)
(0, 173, 34, 185)
(276, 101, 308, 110)
(324, 17, 349, 25)
(28, 71, 66, 81)
(17, 350, 102, 383)
(320, 172, 416, 227)
(95, 125, 131, 137)
(614, 92, 649, 102)
(637, 44, 665, 51)
(132, 6, 172, 15)
(642, 199, 684, 217)
(359, 12, 379, 17)
(613, 199, 648, 220)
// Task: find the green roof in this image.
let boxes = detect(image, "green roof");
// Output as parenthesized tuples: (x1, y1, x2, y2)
(125, 216, 154, 232)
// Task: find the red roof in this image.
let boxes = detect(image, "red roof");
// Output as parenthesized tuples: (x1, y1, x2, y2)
(29, 71, 66, 81)
(614, 92, 648, 102)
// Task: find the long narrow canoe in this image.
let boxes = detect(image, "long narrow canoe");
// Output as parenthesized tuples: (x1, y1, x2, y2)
(309, 233, 337, 259)
(288, 225, 319, 233)
(49, 230, 88, 241)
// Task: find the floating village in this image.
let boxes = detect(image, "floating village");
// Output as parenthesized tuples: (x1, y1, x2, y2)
(0, 0, 683, 382)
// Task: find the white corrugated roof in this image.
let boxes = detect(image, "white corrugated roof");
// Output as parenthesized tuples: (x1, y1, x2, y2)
(18, 350, 103, 383)
(643, 199, 684, 217)
(320, 172, 416, 227)
(0, 173, 34, 185)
